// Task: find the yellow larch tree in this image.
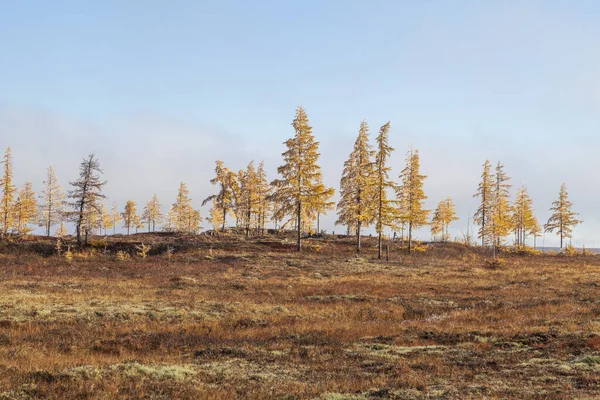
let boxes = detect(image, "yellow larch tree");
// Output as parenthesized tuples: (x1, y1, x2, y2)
(110, 202, 121, 234)
(396, 149, 429, 252)
(0, 147, 16, 236)
(100, 199, 112, 235)
(511, 184, 538, 247)
(202, 159, 238, 232)
(491, 162, 512, 246)
(256, 161, 272, 235)
(207, 199, 225, 233)
(239, 161, 261, 237)
(473, 160, 494, 246)
(544, 183, 581, 248)
(373, 121, 397, 258)
(38, 165, 65, 236)
(336, 120, 376, 252)
(121, 200, 137, 235)
(142, 194, 163, 232)
(171, 182, 199, 233)
(55, 221, 67, 237)
(430, 197, 458, 242)
(271, 106, 334, 251)
(14, 181, 37, 235)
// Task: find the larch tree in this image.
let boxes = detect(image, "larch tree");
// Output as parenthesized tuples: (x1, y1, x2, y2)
(256, 161, 272, 235)
(396, 149, 429, 252)
(66, 154, 106, 245)
(14, 182, 37, 235)
(100, 200, 112, 235)
(373, 121, 397, 258)
(0, 147, 16, 236)
(544, 183, 581, 248)
(38, 165, 65, 236)
(171, 182, 198, 233)
(142, 194, 163, 232)
(202, 160, 238, 232)
(491, 162, 512, 246)
(121, 200, 137, 235)
(239, 161, 261, 237)
(134, 213, 144, 233)
(431, 197, 458, 242)
(271, 106, 334, 251)
(336, 120, 376, 252)
(110, 202, 121, 234)
(511, 184, 538, 247)
(55, 221, 67, 237)
(473, 160, 494, 246)
(207, 199, 225, 233)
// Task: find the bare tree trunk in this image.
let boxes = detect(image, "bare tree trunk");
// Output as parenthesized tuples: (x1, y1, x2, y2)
(296, 201, 301, 251)
(356, 221, 362, 253)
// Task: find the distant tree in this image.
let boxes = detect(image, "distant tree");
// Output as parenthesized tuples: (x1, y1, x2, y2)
(336, 120, 376, 252)
(55, 221, 67, 237)
(373, 122, 397, 258)
(38, 165, 65, 236)
(110, 201, 120, 235)
(256, 161, 272, 235)
(142, 194, 163, 232)
(66, 154, 106, 245)
(396, 149, 429, 252)
(14, 182, 37, 235)
(271, 106, 334, 251)
(239, 161, 260, 237)
(473, 160, 494, 246)
(511, 184, 538, 247)
(431, 197, 458, 242)
(202, 160, 238, 232)
(544, 183, 581, 248)
(171, 182, 199, 233)
(134, 213, 144, 234)
(0, 147, 16, 236)
(207, 199, 225, 233)
(491, 162, 512, 246)
(100, 200, 111, 235)
(121, 200, 137, 235)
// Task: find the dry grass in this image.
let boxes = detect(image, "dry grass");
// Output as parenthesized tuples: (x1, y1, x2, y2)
(0, 234, 599, 399)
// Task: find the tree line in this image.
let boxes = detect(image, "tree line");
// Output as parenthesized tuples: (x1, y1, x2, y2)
(0, 106, 582, 253)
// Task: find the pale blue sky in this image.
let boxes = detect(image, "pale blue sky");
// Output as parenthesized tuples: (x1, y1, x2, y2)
(1, 1, 599, 246)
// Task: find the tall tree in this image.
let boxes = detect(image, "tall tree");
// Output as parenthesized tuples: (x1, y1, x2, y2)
(544, 183, 581, 248)
(373, 122, 397, 258)
(256, 161, 272, 235)
(202, 160, 238, 232)
(511, 184, 538, 247)
(473, 160, 494, 246)
(142, 194, 163, 232)
(431, 197, 458, 242)
(336, 120, 376, 252)
(491, 162, 512, 246)
(14, 182, 37, 235)
(121, 200, 137, 235)
(38, 165, 65, 236)
(396, 149, 429, 252)
(66, 154, 106, 245)
(239, 161, 260, 237)
(0, 147, 16, 236)
(271, 106, 334, 251)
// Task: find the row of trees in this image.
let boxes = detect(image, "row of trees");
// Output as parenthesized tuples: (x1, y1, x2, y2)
(0, 106, 583, 251)
(473, 161, 581, 249)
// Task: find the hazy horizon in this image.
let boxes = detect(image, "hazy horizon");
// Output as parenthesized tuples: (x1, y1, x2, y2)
(2, 1, 599, 247)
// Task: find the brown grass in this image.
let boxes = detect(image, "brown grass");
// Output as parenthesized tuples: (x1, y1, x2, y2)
(0, 234, 599, 399)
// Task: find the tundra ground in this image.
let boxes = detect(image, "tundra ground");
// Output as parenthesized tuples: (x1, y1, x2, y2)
(0, 235, 599, 399)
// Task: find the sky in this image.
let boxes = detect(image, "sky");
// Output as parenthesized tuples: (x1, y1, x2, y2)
(1, 0, 600, 246)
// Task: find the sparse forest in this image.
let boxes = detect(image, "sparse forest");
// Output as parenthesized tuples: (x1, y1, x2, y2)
(0, 107, 584, 254)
